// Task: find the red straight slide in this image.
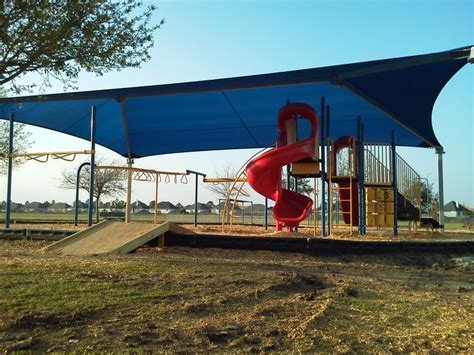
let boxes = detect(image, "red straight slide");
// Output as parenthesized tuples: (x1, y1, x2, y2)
(245, 103, 318, 229)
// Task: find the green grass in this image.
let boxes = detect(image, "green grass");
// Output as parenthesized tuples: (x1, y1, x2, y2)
(0, 241, 472, 352)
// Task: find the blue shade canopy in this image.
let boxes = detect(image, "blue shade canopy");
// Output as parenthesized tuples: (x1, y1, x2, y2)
(0, 46, 471, 158)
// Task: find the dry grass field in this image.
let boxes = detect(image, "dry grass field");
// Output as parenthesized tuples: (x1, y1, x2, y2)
(0, 239, 472, 352)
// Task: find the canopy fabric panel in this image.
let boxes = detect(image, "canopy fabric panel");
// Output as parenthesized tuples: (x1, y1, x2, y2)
(0, 46, 471, 158)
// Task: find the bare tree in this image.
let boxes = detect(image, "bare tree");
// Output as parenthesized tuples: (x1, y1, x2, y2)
(60, 157, 126, 222)
(205, 162, 249, 202)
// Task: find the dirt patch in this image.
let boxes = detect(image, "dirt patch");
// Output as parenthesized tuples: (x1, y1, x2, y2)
(0, 240, 472, 352)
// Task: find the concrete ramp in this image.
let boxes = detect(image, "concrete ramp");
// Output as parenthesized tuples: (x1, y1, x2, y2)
(45, 220, 169, 256)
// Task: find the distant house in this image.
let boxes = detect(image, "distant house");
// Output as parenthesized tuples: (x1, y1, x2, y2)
(110, 200, 126, 212)
(244, 203, 269, 214)
(131, 200, 149, 213)
(151, 201, 178, 214)
(23, 201, 47, 213)
(48, 202, 72, 213)
(99, 201, 112, 212)
(184, 203, 211, 214)
(72, 201, 88, 212)
(11, 202, 24, 213)
(444, 201, 471, 218)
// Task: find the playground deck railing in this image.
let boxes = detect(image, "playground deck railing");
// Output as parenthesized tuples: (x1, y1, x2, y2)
(363, 143, 421, 209)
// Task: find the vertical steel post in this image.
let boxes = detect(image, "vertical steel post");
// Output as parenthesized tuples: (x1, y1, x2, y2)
(357, 116, 363, 235)
(74, 162, 91, 226)
(264, 197, 268, 230)
(360, 122, 366, 234)
(125, 159, 133, 223)
(87, 106, 96, 226)
(186, 170, 206, 227)
(326, 104, 331, 235)
(194, 174, 198, 226)
(320, 97, 326, 237)
(436, 146, 445, 231)
(392, 130, 398, 236)
(5, 113, 14, 228)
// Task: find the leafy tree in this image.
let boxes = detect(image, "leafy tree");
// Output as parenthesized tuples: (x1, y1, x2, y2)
(282, 175, 314, 196)
(420, 178, 438, 216)
(0, 89, 33, 174)
(0, 0, 163, 93)
(60, 158, 126, 222)
(0, 120, 33, 174)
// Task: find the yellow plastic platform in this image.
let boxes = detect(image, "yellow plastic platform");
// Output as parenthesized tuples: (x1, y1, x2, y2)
(44, 220, 170, 256)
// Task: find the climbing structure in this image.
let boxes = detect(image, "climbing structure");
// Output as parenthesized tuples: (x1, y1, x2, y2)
(245, 103, 319, 231)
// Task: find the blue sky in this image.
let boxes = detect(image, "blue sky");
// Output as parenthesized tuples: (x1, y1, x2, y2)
(2, 0, 473, 206)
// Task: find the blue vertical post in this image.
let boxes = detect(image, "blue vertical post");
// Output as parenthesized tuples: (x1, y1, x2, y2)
(320, 97, 326, 237)
(74, 162, 90, 226)
(264, 197, 268, 230)
(391, 130, 398, 236)
(5, 113, 14, 228)
(357, 116, 364, 235)
(87, 106, 96, 226)
(326, 104, 331, 235)
(360, 122, 366, 234)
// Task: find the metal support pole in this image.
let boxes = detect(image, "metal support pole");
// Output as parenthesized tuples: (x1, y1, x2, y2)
(357, 116, 364, 235)
(74, 162, 91, 226)
(264, 197, 268, 230)
(186, 170, 206, 227)
(436, 146, 445, 232)
(360, 122, 366, 235)
(125, 159, 133, 223)
(392, 130, 398, 236)
(326, 104, 331, 235)
(5, 113, 14, 228)
(87, 106, 96, 226)
(320, 96, 326, 237)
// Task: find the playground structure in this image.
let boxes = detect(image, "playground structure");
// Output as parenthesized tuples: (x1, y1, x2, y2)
(219, 101, 424, 237)
(0, 100, 442, 239)
(0, 46, 471, 243)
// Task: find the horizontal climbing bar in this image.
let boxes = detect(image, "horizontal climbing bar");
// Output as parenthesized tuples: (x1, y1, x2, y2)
(203, 177, 247, 183)
(96, 165, 188, 176)
(0, 150, 95, 163)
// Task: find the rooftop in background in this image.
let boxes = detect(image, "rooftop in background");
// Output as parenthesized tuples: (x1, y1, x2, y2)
(0, 46, 472, 158)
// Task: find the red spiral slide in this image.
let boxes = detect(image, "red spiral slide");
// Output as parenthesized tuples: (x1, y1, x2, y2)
(245, 103, 318, 230)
